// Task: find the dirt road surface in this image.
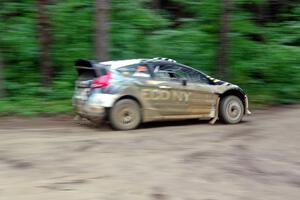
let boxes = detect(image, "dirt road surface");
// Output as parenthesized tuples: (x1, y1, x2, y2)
(0, 105, 299, 200)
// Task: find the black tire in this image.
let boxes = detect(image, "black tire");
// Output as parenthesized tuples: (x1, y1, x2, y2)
(109, 99, 141, 130)
(219, 95, 244, 124)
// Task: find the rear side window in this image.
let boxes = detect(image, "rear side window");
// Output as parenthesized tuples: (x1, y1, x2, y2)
(117, 64, 151, 78)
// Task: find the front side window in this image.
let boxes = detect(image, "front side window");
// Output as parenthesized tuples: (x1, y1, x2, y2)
(153, 63, 210, 84)
(185, 68, 211, 84)
(153, 64, 182, 81)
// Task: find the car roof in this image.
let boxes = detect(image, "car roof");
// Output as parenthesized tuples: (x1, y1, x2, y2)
(99, 58, 178, 70)
(100, 59, 144, 69)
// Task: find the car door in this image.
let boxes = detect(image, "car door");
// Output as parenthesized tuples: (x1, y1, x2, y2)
(183, 82, 215, 116)
(138, 77, 186, 116)
(148, 63, 193, 116)
(178, 65, 216, 117)
(153, 63, 216, 117)
(116, 63, 179, 116)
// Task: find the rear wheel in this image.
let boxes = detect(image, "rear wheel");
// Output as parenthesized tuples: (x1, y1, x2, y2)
(109, 99, 141, 130)
(219, 95, 244, 124)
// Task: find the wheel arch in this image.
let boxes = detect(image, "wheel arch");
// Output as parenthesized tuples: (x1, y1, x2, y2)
(219, 89, 246, 114)
(114, 95, 143, 108)
(104, 95, 143, 121)
(108, 95, 143, 130)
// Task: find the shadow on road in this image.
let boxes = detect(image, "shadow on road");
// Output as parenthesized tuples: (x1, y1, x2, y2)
(76, 117, 251, 131)
(140, 119, 209, 129)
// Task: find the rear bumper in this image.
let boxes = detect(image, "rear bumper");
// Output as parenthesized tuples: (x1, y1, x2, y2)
(73, 93, 119, 119)
(74, 101, 106, 120)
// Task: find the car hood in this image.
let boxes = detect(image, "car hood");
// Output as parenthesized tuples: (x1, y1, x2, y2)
(205, 75, 244, 95)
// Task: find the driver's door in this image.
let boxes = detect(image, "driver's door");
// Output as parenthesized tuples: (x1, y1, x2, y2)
(179, 65, 216, 117)
(156, 63, 216, 117)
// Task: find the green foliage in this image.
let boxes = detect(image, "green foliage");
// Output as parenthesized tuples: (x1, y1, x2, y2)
(0, 0, 300, 115)
(0, 98, 72, 116)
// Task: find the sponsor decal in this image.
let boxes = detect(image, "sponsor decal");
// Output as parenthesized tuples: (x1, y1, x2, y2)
(142, 89, 191, 102)
(145, 80, 166, 85)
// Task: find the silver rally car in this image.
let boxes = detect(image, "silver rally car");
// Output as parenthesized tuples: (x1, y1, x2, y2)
(73, 58, 251, 130)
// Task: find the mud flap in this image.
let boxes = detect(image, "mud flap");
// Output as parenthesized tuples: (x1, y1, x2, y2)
(209, 97, 220, 125)
(74, 114, 83, 121)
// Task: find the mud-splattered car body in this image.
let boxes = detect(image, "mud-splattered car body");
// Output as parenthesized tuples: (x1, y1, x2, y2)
(73, 58, 250, 129)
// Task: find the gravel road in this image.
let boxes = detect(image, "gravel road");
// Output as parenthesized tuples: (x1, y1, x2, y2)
(0, 105, 299, 200)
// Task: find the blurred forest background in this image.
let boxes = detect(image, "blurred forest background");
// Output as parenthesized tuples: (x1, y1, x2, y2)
(0, 0, 299, 115)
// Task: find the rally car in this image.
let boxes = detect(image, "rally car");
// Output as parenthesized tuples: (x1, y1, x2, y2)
(73, 58, 251, 130)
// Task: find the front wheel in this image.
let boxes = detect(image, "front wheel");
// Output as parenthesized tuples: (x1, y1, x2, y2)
(219, 95, 244, 124)
(109, 99, 141, 130)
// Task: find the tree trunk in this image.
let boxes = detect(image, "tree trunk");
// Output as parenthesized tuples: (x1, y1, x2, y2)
(151, 0, 161, 10)
(37, 0, 53, 87)
(216, 0, 231, 80)
(95, 0, 109, 61)
(0, 51, 5, 98)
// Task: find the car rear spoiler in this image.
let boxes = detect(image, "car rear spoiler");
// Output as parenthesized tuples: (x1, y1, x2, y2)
(75, 59, 97, 76)
(75, 59, 108, 77)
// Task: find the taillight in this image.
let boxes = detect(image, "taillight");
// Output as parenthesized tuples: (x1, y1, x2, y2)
(91, 72, 112, 89)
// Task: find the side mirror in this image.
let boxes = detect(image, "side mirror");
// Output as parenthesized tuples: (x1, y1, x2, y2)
(182, 79, 187, 86)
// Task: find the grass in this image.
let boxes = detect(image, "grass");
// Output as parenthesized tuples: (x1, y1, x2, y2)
(0, 97, 73, 116)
